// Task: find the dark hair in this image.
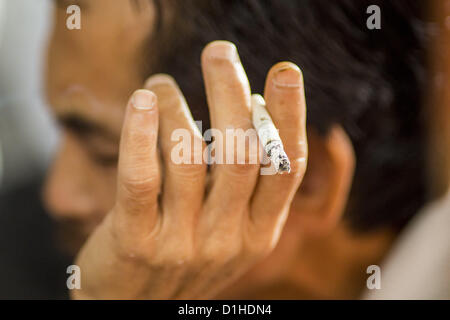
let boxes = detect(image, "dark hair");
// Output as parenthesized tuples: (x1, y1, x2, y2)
(147, 0, 430, 232)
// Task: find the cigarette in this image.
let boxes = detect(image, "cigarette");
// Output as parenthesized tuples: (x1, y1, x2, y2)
(251, 94, 291, 174)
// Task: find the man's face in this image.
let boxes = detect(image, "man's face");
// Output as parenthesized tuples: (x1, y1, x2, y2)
(44, 0, 155, 251)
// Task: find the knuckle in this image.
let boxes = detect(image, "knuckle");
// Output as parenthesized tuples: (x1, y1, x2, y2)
(151, 245, 195, 268)
(244, 236, 276, 259)
(288, 155, 308, 175)
(107, 220, 148, 260)
(285, 142, 308, 174)
(168, 141, 207, 178)
(114, 236, 147, 260)
(200, 239, 241, 266)
(169, 162, 207, 180)
(120, 174, 160, 200)
(128, 130, 156, 154)
(217, 163, 260, 180)
(274, 103, 304, 123)
(221, 79, 246, 93)
(222, 136, 261, 175)
(243, 224, 279, 258)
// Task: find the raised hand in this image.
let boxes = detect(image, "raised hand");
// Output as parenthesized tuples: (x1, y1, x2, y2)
(72, 41, 307, 299)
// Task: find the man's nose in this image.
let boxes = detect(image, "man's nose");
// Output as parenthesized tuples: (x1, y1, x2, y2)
(43, 134, 99, 220)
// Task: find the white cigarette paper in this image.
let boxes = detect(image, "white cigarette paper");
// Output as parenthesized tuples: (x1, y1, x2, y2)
(251, 94, 291, 173)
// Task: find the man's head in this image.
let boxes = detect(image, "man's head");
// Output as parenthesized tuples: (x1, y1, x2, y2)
(45, 0, 155, 247)
(44, 0, 439, 296)
(149, 0, 429, 233)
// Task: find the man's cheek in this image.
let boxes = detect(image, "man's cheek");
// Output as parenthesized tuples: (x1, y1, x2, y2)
(43, 135, 96, 218)
(94, 165, 120, 215)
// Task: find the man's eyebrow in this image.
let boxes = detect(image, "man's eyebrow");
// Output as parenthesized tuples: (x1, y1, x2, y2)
(59, 115, 119, 142)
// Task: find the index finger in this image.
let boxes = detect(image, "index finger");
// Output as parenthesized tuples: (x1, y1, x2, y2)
(115, 89, 161, 236)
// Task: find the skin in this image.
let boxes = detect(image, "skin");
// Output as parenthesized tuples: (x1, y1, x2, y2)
(44, 0, 445, 299)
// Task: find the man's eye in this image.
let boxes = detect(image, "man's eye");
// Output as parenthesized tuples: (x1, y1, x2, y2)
(92, 153, 119, 167)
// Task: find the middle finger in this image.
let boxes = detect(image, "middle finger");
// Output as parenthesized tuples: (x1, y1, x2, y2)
(201, 41, 260, 220)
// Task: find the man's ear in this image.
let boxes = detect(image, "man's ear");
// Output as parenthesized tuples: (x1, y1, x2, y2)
(290, 125, 355, 236)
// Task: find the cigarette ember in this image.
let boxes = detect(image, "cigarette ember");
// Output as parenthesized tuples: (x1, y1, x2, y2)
(251, 94, 291, 174)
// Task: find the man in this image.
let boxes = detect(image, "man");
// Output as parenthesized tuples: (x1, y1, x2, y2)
(0, 0, 448, 299)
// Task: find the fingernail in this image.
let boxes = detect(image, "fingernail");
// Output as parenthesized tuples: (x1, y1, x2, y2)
(131, 89, 155, 110)
(203, 40, 239, 62)
(273, 64, 302, 88)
